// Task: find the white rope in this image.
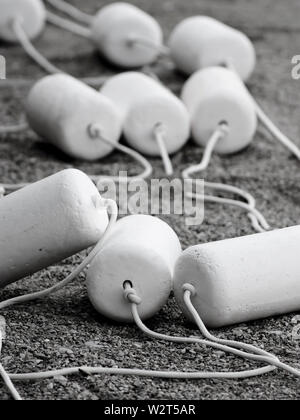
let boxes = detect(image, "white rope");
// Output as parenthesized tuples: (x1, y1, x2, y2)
(187, 191, 270, 233)
(153, 123, 174, 176)
(87, 124, 153, 185)
(12, 18, 107, 88)
(183, 286, 300, 378)
(6, 283, 300, 397)
(13, 17, 62, 74)
(8, 363, 274, 382)
(182, 125, 228, 180)
(0, 122, 28, 135)
(127, 35, 170, 57)
(182, 124, 269, 233)
(46, 0, 92, 25)
(5, 284, 276, 384)
(225, 61, 300, 161)
(255, 100, 300, 160)
(0, 182, 29, 195)
(46, 10, 91, 39)
(2, 262, 299, 394)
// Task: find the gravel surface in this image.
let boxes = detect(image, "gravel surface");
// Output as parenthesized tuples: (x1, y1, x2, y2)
(1, 0, 300, 400)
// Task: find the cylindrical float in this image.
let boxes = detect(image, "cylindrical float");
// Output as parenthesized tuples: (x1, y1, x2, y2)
(100, 72, 190, 156)
(90, 2, 163, 68)
(181, 67, 257, 154)
(0, 0, 46, 42)
(25, 74, 122, 161)
(169, 16, 256, 82)
(174, 225, 300, 328)
(86, 215, 182, 322)
(0, 169, 109, 289)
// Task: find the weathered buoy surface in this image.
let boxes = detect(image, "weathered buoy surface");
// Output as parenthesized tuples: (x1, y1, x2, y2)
(87, 215, 182, 322)
(0, 0, 46, 42)
(181, 67, 257, 154)
(0, 169, 109, 288)
(101, 72, 190, 156)
(169, 16, 256, 81)
(91, 2, 163, 68)
(174, 226, 300, 328)
(26, 74, 122, 161)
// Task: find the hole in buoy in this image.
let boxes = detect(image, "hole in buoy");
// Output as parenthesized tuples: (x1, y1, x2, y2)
(87, 123, 101, 140)
(219, 120, 229, 127)
(123, 280, 133, 289)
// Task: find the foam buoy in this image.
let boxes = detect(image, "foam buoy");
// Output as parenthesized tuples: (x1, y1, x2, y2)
(25, 74, 122, 161)
(86, 215, 182, 322)
(174, 225, 300, 328)
(169, 16, 256, 81)
(90, 2, 163, 68)
(101, 72, 190, 158)
(181, 67, 257, 154)
(0, 169, 109, 289)
(0, 0, 46, 42)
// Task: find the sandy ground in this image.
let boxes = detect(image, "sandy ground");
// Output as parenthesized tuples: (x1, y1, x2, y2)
(1, 0, 300, 400)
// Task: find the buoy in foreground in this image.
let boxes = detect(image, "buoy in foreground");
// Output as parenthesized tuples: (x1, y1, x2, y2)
(0, 0, 46, 42)
(86, 215, 182, 322)
(0, 169, 109, 289)
(168, 16, 256, 82)
(26, 74, 122, 161)
(181, 67, 257, 154)
(174, 225, 300, 328)
(90, 2, 163, 68)
(101, 72, 190, 175)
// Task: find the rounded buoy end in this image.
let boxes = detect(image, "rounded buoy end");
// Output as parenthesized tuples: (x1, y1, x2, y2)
(0, 0, 46, 42)
(191, 94, 257, 154)
(169, 16, 256, 82)
(61, 96, 122, 161)
(182, 67, 257, 154)
(86, 244, 173, 323)
(124, 95, 190, 156)
(173, 246, 225, 328)
(52, 169, 109, 239)
(25, 74, 122, 161)
(0, 169, 110, 288)
(194, 30, 256, 83)
(91, 3, 163, 68)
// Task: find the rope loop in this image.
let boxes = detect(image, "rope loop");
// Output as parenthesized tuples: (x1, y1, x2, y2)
(123, 283, 142, 305)
(182, 283, 197, 297)
(87, 123, 102, 140)
(153, 122, 174, 176)
(218, 121, 230, 137)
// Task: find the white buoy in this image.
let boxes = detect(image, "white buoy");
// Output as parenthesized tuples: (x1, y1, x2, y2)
(0, 0, 46, 42)
(169, 16, 256, 81)
(181, 67, 257, 154)
(174, 225, 300, 328)
(90, 2, 163, 68)
(86, 215, 182, 322)
(101, 72, 190, 172)
(25, 74, 122, 161)
(0, 169, 109, 289)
